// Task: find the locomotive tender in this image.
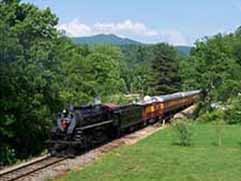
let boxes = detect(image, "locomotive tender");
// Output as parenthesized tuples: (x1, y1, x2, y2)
(47, 90, 202, 156)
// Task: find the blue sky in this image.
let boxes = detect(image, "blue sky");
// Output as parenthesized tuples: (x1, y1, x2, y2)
(23, 0, 241, 45)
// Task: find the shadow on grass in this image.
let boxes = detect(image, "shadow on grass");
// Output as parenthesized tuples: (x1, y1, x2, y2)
(211, 142, 220, 146)
(211, 141, 227, 147)
(171, 142, 192, 147)
(211, 141, 241, 147)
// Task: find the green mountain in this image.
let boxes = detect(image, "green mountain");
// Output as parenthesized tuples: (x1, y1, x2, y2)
(72, 34, 192, 56)
(175, 46, 192, 56)
(72, 34, 142, 45)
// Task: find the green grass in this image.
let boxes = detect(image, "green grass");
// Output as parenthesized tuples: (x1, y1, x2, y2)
(56, 123, 241, 181)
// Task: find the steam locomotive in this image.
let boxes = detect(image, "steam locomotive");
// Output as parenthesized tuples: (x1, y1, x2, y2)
(47, 90, 202, 157)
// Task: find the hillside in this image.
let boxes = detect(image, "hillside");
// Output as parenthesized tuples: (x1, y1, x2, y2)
(72, 34, 141, 45)
(72, 34, 192, 56)
(175, 46, 192, 56)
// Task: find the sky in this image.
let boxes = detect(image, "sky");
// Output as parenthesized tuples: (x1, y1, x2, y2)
(23, 0, 241, 45)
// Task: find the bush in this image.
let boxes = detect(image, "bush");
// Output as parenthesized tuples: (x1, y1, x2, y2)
(0, 146, 16, 166)
(197, 109, 224, 123)
(172, 120, 192, 146)
(224, 96, 241, 124)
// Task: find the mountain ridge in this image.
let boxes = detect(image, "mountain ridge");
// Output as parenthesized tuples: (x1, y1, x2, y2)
(72, 34, 142, 45)
(72, 34, 192, 55)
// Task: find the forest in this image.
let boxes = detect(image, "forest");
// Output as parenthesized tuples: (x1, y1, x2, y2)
(0, 0, 241, 165)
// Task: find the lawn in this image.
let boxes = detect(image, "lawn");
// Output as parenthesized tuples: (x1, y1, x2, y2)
(56, 123, 241, 181)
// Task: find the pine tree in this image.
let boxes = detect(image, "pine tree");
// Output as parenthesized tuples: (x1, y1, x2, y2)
(151, 43, 181, 95)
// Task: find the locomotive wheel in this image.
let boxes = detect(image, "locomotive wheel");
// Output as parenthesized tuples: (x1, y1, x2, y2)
(67, 146, 76, 158)
(84, 134, 94, 150)
(48, 145, 57, 156)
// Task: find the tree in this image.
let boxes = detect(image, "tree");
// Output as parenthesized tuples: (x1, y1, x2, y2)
(150, 43, 181, 95)
(224, 95, 241, 124)
(85, 45, 123, 101)
(181, 33, 241, 105)
(0, 19, 21, 165)
(0, 0, 62, 161)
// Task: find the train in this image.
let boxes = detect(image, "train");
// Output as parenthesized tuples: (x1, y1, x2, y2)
(47, 90, 202, 157)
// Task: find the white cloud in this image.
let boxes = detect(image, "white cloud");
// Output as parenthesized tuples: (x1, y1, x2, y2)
(57, 19, 187, 45)
(57, 19, 92, 37)
(93, 20, 159, 37)
(57, 19, 158, 37)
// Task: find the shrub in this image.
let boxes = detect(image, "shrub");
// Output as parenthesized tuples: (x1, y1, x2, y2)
(0, 146, 16, 166)
(172, 120, 192, 146)
(197, 109, 224, 123)
(224, 96, 241, 124)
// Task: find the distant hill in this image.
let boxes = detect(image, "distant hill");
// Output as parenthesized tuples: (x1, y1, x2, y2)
(72, 34, 142, 45)
(175, 46, 192, 56)
(72, 34, 192, 56)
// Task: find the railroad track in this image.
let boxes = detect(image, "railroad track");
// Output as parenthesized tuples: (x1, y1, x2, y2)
(0, 155, 66, 181)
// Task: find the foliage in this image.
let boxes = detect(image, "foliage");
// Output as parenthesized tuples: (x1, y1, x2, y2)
(120, 43, 183, 96)
(119, 44, 154, 95)
(0, 0, 62, 163)
(224, 95, 241, 124)
(181, 32, 241, 105)
(57, 43, 124, 105)
(197, 109, 224, 123)
(120, 44, 152, 66)
(175, 45, 192, 56)
(150, 43, 181, 95)
(120, 62, 152, 95)
(0, 146, 16, 166)
(172, 120, 192, 146)
(196, 95, 241, 126)
(72, 34, 141, 45)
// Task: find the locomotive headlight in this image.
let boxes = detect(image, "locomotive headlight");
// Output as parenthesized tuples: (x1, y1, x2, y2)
(57, 109, 76, 132)
(60, 119, 68, 129)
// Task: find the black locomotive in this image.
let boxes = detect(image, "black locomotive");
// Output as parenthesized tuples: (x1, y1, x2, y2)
(47, 103, 143, 156)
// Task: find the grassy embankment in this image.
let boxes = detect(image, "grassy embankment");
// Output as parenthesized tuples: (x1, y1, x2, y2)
(56, 123, 241, 181)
